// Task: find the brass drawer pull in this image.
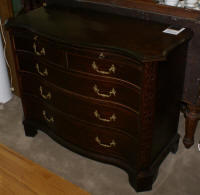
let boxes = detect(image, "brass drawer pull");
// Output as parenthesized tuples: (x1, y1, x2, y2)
(93, 85, 116, 98)
(95, 136, 116, 148)
(39, 86, 51, 100)
(94, 110, 116, 122)
(36, 64, 48, 77)
(92, 61, 115, 75)
(42, 110, 54, 123)
(98, 52, 105, 59)
(33, 36, 46, 56)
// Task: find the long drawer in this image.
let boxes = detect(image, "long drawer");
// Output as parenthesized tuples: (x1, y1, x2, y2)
(20, 73, 139, 136)
(22, 95, 137, 164)
(17, 52, 141, 112)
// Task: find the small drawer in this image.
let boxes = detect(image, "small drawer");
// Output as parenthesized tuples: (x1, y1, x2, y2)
(20, 74, 139, 136)
(17, 53, 141, 112)
(68, 46, 140, 63)
(13, 32, 67, 69)
(68, 53, 143, 86)
(22, 95, 137, 164)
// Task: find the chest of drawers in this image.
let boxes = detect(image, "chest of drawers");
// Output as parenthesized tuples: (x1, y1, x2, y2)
(7, 6, 192, 192)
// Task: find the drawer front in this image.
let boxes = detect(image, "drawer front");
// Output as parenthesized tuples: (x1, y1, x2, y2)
(68, 53, 143, 87)
(67, 46, 132, 61)
(14, 34, 67, 69)
(17, 53, 141, 112)
(20, 73, 139, 136)
(22, 96, 137, 164)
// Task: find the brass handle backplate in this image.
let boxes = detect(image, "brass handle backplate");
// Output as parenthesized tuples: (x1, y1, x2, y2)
(39, 86, 51, 100)
(94, 110, 116, 122)
(92, 61, 115, 75)
(95, 136, 116, 148)
(42, 110, 54, 123)
(36, 64, 48, 77)
(98, 52, 105, 59)
(33, 36, 46, 56)
(93, 85, 116, 98)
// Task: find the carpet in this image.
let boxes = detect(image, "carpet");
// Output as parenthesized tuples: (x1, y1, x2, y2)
(0, 95, 200, 195)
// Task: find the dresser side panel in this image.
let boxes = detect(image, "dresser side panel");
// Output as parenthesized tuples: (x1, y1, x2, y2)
(151, 42, 188, 162)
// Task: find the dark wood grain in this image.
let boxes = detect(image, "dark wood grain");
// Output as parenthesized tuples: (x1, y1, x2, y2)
(44, 0, 200, 148)
(7, 6, 192, 192)
(78, 0, 200, 19)
(183, 104, 200, 148)
(20, 74, 140, 137)
(46, 0, 200, 19)
(137, 62, 157, 169)
(22, 95, 137, 164)
(14, 33, 67, 69)
(6, 7, 192, 62)
(68, 53, 143, 86)
(16, 52, 141, 112)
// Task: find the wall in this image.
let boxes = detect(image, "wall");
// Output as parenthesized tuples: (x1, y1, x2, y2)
(0, 0, 20, 96)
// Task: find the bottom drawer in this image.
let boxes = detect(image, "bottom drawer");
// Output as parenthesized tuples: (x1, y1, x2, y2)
(22, 96, 137, 164)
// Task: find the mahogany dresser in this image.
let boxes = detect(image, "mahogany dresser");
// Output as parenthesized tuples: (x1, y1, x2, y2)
(73, 0, 200, 150)
(6, 5, 192, 192)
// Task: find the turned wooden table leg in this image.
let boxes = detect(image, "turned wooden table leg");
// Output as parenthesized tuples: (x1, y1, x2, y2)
(183, 104, 200, 148)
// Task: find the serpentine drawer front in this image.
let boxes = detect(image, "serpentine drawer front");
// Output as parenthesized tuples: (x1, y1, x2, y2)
(22, 95, 137, 164)
(7, 6, 193, 192)
(20, 73, 139, 136)
(68, 52, 143, 86)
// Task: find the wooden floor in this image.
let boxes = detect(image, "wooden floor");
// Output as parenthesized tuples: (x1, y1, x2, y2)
(0, 143, 91, 195)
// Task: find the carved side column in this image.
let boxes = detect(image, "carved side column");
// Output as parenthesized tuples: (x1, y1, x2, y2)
(183, 104, 200, 148)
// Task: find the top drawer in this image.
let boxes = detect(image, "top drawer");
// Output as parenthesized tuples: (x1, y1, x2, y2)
(68, 47, 143, 87)
(13, 32, 67, 69)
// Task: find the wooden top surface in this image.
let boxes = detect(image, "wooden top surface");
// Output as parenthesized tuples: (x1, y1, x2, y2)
(7, 7, 192, 61)
(0, 143, 91, 195)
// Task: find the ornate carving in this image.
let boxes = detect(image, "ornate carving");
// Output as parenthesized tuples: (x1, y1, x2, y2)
(137, 62, 157, 168)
